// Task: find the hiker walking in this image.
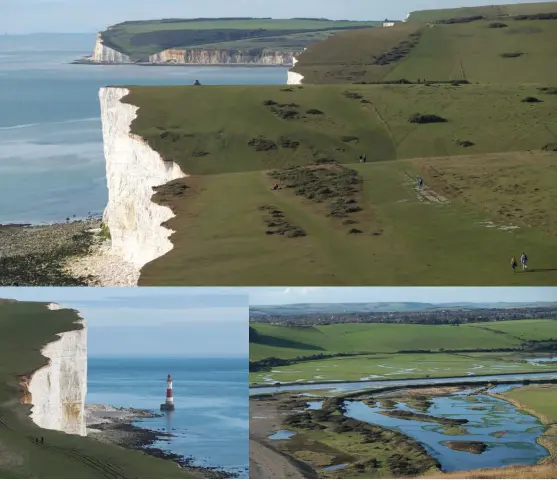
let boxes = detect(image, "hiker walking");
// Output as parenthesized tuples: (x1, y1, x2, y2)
(417, 176, 424, 189)
(362, 154, 367, 163)
(511, 256, 517, 273)
(40, 437, 44, 444)
(521, 252, 528, 271)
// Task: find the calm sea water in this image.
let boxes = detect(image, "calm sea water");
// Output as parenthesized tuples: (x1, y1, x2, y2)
(87, 356, 249, 477)
(0, 34, 287, 224)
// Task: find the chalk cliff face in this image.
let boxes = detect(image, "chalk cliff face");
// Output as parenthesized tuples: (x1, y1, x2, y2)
(88, 33, 131, 63)
(287, 56, 305, 85)
(25, 303, 87, 436)
(99, 87, 187, 269)
(148, 49, 295, 65)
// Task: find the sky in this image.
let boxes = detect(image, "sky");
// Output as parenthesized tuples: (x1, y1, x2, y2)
(0, 0, 552, 34)
(245, 287, 557, 306)
(0, 287, 248, 357)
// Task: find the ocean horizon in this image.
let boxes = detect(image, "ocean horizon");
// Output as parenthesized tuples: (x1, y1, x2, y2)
(0, 34, 287, 225)
(87, 355, 249, 477)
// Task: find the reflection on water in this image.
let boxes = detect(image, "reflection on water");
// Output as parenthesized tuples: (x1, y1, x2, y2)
(345, 390, 547, 472)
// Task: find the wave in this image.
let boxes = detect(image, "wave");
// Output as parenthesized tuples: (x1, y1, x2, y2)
(0, 117, 99, 131)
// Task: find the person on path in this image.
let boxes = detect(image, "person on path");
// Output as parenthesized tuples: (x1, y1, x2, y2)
(511, 256, 517, 273)
(521, 253, 528, 271)
(362, 154, 367, 163)
(40, 437, 44, 444)
(417, 177, 424, 189)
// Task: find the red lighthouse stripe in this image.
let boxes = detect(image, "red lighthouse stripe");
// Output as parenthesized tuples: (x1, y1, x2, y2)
(166, 388, 172, 398)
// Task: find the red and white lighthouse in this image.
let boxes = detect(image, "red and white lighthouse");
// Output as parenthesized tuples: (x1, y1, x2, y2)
(160, 374, 175, 411)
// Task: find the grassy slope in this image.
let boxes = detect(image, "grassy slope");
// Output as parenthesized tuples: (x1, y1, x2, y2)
(501, 385, 557, 423)
(122, 85, 557, 286)
(249, 320, 557, 360)
(100, 18, 380, 58)
(408, 1, 557, 22)
(293, 19, 557, 84)
(0, 300, 192, 478)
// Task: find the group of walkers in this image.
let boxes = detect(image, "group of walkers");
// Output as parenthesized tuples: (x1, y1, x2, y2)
(511, 253, 529, 273)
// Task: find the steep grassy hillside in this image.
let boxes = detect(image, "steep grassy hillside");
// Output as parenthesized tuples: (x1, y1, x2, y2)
(0, 300, 193, 478)
(292, 18, 557, 84)
(99, 18, 380, 59)
(120, 84, 557, 286)
(408, 1, 557, 23)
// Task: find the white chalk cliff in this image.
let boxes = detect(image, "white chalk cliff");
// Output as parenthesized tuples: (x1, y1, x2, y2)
(148, 48, 295, 65)
(99, 87, 187, 269)
(88, 33, 131, 63)
(287, 56, 304, 85)
(26, 303, 87, 436)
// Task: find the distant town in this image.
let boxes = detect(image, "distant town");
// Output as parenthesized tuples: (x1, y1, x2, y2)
(251, 306, 557, 325)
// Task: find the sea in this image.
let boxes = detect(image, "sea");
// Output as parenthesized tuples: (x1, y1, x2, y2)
(87, 356, 249, 478)
(0, 34, 288, 225)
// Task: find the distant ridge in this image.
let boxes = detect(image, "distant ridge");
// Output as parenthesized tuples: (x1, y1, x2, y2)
(250, 302, 557, 317)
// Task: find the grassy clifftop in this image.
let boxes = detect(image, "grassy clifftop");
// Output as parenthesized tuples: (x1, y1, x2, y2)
(122, 83, 557, 287)
(99, 17, 381, 60)
(292, 16, 557, 84)
(407, 1, 557, 23)
(0, 299, 192, 478)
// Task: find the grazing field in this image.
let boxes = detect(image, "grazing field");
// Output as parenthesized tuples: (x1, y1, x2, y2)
(249, 321, 553, 360)
(0, 300, 193, 478)
(292, 18, 557, 84)
(121, 84, 557, 286)
(407, 2, 557, 23)
(98, 18, 380, 59)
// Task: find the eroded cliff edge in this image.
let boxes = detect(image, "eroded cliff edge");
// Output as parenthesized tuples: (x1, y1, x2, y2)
(21, 303, 87, 436)
(85, 34, 294, 65)
(99, 87, 187, 270)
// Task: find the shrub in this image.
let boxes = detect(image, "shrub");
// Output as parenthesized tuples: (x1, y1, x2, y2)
(409, 113, 448, 124)
(248, 137, 277, 151)
(279, 136, 300, 149)
(306, 108, 324, 115)
(263, 99, 278, 106)
(343, 91, 363, 100)
(455, 140, 475, 148)
(500, 52, 524, 58)
(522, 96, 542, 103)
(538, 87, 557, 95)
(348, 228, 363, 234)
(341, 135, 359, 143)
(488, 22, 508, 28)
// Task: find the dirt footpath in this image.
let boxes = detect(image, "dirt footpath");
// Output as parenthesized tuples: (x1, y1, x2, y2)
(250, 397, 314, 479)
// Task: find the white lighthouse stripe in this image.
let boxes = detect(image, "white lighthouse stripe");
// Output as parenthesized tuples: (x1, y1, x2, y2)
(166, 397, 174, 403)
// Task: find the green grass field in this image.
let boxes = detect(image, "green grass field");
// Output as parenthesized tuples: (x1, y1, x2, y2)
(249, 320, 557, 384)
(293, 19, 557, 84)
(249, 319, 557, 360)
(98, 18, 380, 59)
(501, 385, 557, 423)
(0, 300, 192, 478)
(407, 2, 557, 23)
(121, 84, 557, 286)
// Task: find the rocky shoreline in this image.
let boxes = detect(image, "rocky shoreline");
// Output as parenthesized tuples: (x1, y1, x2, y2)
(0, 219, 138, 286)
(86, 405, 236, 479)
